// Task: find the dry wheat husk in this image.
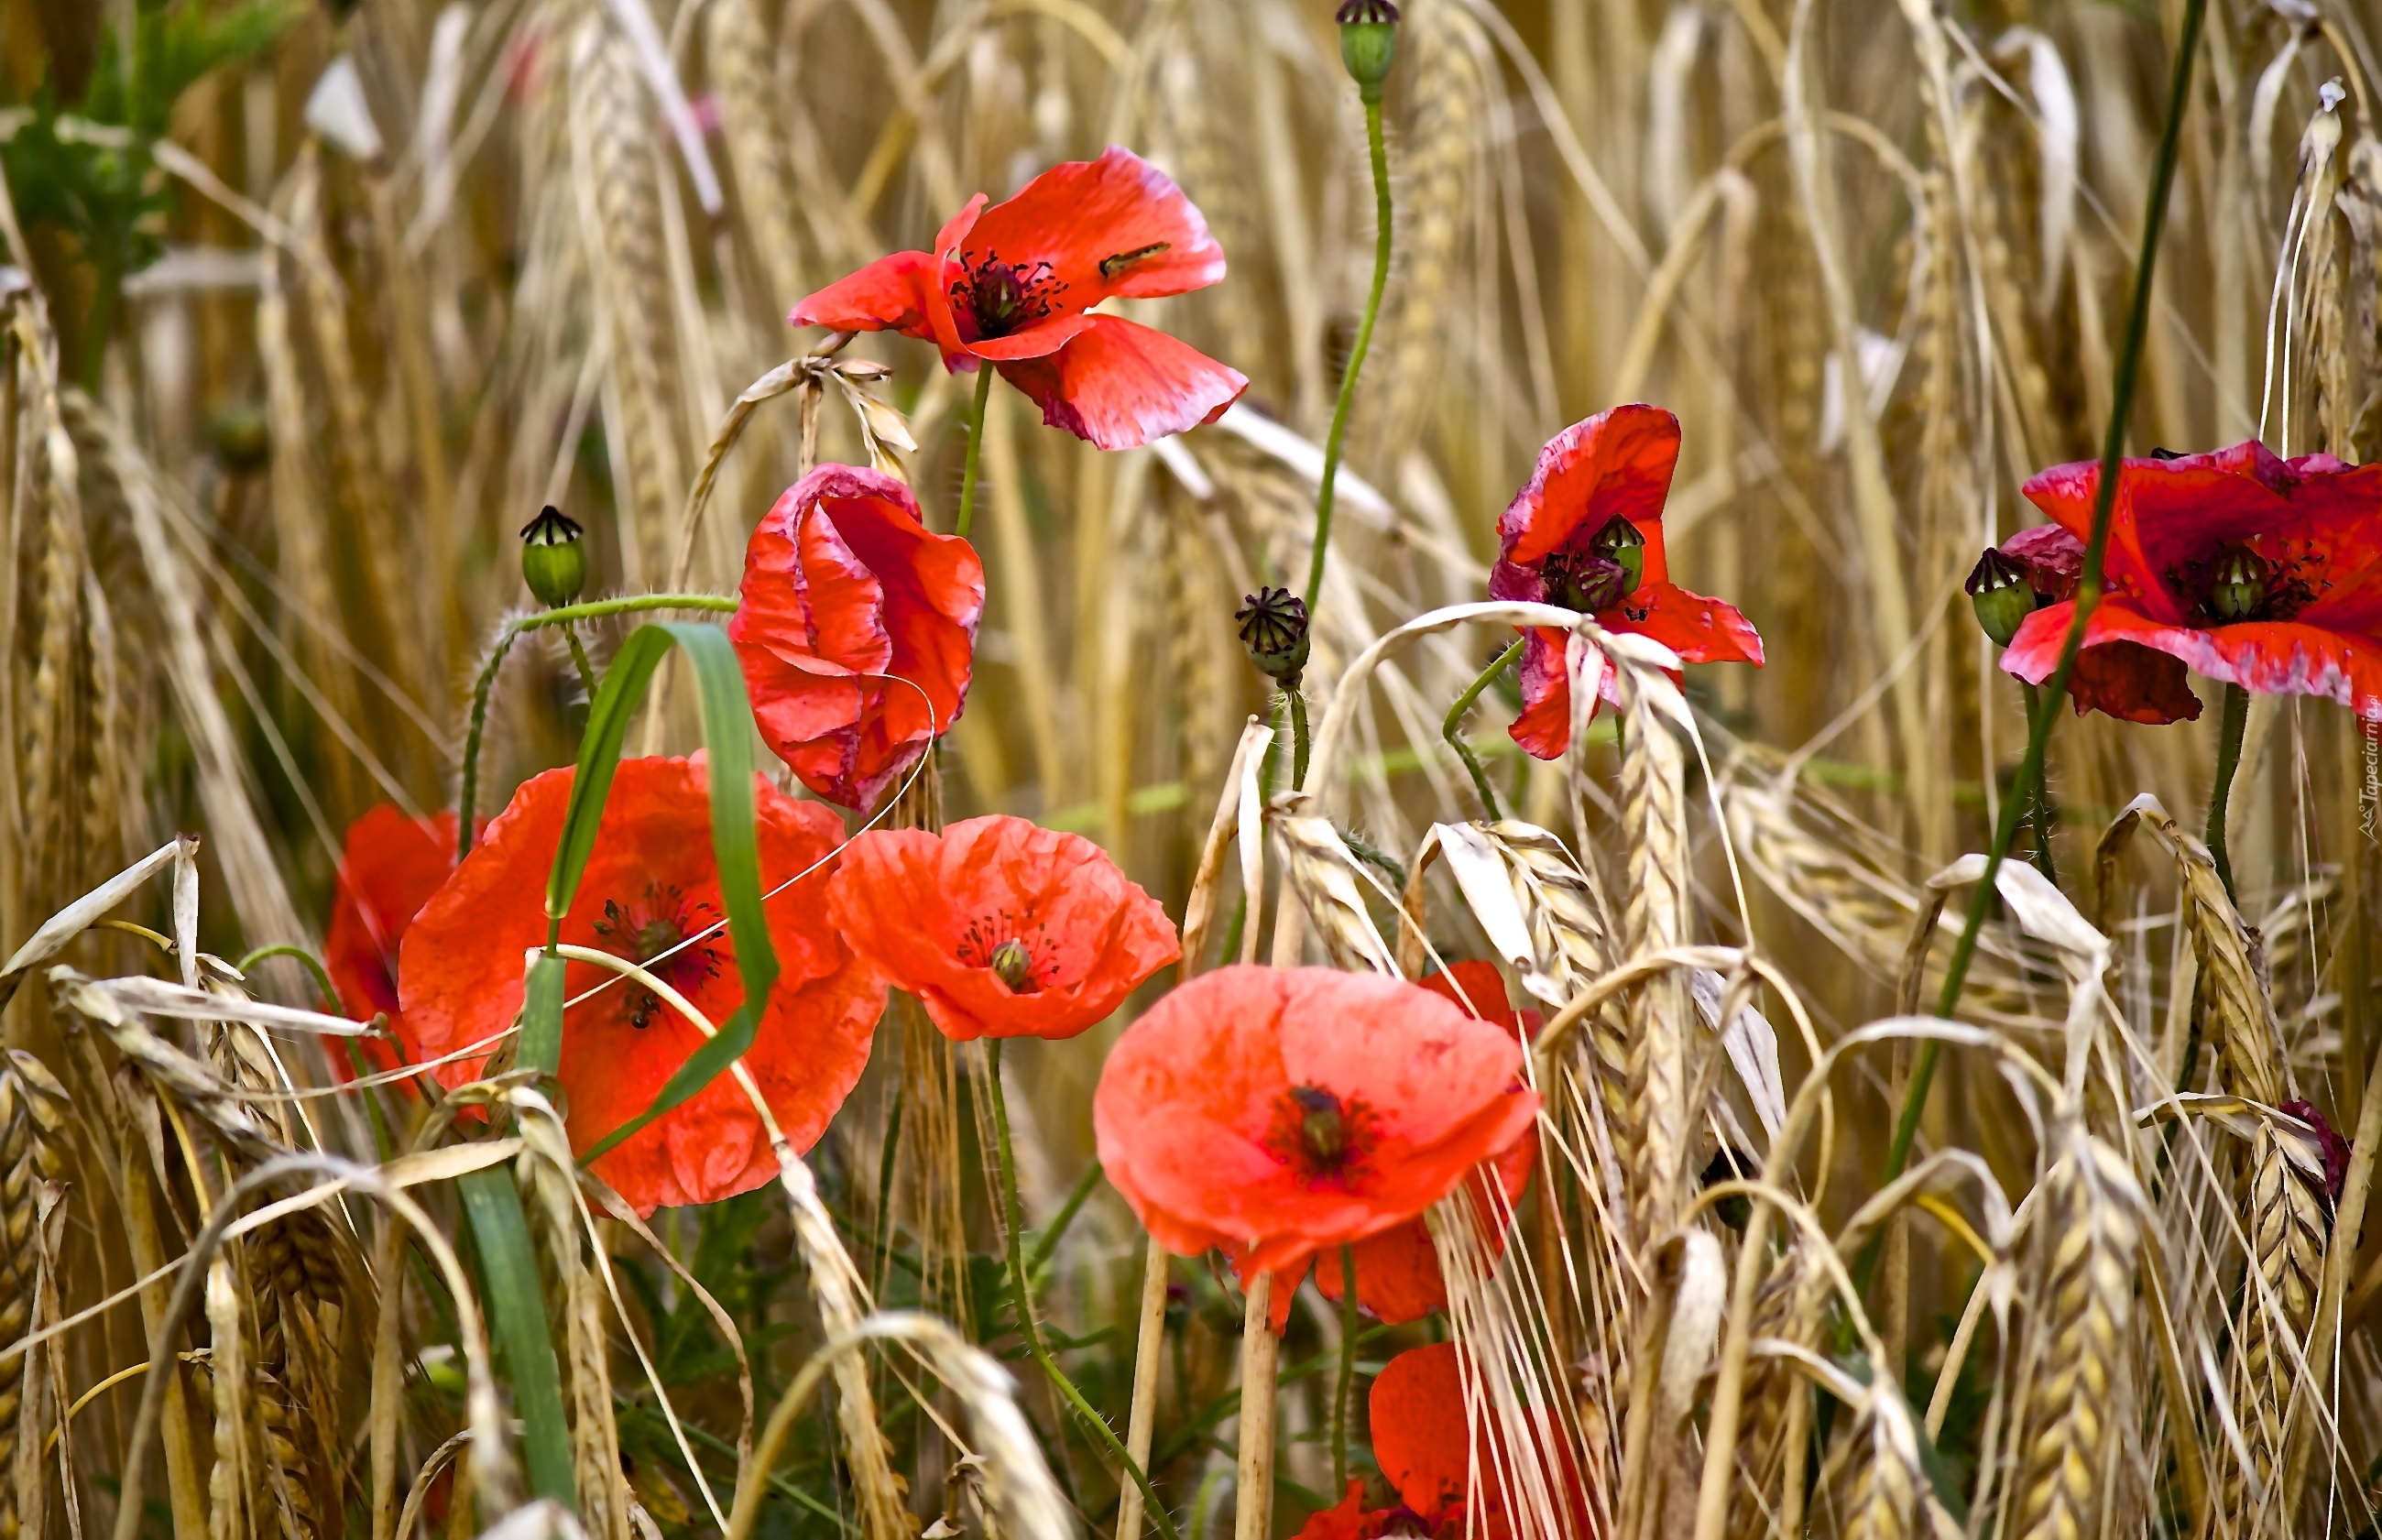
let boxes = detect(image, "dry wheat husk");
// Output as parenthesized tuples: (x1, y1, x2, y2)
(0, 1054, 68, 1540)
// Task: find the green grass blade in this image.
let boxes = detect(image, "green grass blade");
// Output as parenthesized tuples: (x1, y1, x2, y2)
(459, 1167, 575, 1505)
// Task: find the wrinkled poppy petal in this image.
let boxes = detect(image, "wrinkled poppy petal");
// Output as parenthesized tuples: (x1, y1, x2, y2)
(2003, 601, 2204, 724)
(1371, 1344, 1474, 1521)
(996, 315, 1249, 450)
(789, 250, 944, 340)
(1499, 405, 1681, 567)
(324, 804, 461, 1075)
(1612, 581, 1765, 667)
(963, 147, 1229, 306)
(1295, 1482, 1391, 1540)
(826, 815, 1180, 1042)
(2002, 523, 2083, 601)
(398, 759, 885, 1215)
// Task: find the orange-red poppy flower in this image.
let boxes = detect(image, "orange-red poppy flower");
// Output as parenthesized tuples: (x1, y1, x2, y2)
(2003, 443, 2382, 724)
(1490, 405, 1764, 758)
(1371, 1343, 1591, 1540)
(1094, 965, 1539, 1289)
(730, 464, 986, 814)
(397, 758, 885, 1214)
(1294, 1482, 1445, 1540)
(324, 804, 462, 1076)
(825, 814, 1179, 1042)
(790, 147, 1249, 450)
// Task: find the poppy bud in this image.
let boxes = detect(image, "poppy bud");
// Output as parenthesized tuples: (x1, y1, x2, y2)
(1288, 1084, 1348, 1167)
(210, 404, 271, 475)
(1589, 514, 1647, 595)
(520, 506, 588, 607)
(1237, 585, 1311, 685)
(2210, 546, 2270, 622)
(989, 936, 1038, 995)
(1335, 0, 1399, 101)
(1965, 546, 2033, 649)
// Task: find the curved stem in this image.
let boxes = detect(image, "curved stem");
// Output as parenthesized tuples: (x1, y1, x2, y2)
(235, 943, 344, 1016)
(1444, 639, 1525, 821)
(2205, 681, 2250, 903)
(1289, 689, 1312, 791)
(458, 630, 519, 858)
(1303, 95, 1394, 612)
(511, 593, 739, 630)
(955, 365, 996, 541)
(1878, 0, 2209, 1211)
(986, 1043, 1181, 1540)
(2018, 683, 2057, 884)
(562, 623, 599, 700)
(1331, 1245, 1357, 1493)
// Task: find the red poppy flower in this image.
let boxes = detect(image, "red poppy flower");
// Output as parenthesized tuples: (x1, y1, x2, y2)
(324, 804, 462, 1076)
(397, 758, 886, 1214)
(1489, 406, 1764, 758)
(730, 464, 985, 814)
(1094, 965, 1539, 1288)
(1371, 1344, 1591, 1540)
(1294, 1483, 1444, 1540)
(790, 147, 1249, 450)
(825, 814, 1179, 1042)
(2002, 442, 2382, 723)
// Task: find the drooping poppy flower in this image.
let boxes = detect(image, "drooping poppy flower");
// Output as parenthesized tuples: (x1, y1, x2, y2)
(323, 804, 462, 1076)
(2001, 443, 2382, 724)
(1371, 1344, 1592, 1540)
(1094, 965, 1539, 1290)
(397, 758, 885, 1214)
(825, 814, 1179, 1042)
(1490, 406, 1764, 758)
(790, 147, 1249, 450)
(729, 464, 986, 814)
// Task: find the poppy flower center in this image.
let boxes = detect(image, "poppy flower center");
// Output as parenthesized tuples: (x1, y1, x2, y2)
(952, 252, 1066, 340)
(1265, 1084, 1378, 1184)
(1539, 549, 1629, 614)
(956, 912, 1056, 995)
(592, 885, 725, 1029)
(2169, 539, 2323, 626)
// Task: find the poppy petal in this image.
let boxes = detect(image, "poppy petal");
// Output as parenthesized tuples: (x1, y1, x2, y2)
(1500, 405, 1681, 567)
(962, 147, 1229, 306)
(996, 315, 1248, 450)
(324, 804, 462, 1074)
(790, 250, 944, 340)
(1371, 1344, 1474, 1521)
(1609, 581, 1765, 667)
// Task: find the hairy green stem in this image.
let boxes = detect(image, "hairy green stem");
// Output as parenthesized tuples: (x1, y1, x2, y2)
(1302, 96, 1393, 611)
(562, 624, 599, 699)
(512, 594, 738, 629)
(2205, 682, 2250, 903)
(2018, 683, 2058, 883)
(1445, 639, 1525, 820)
(1332, 1245, 1357, 1493)
(1289, 689, 1312, 790)
(1878, 0, 2208, 1217)
(987, 1043, 1180, 1540)
(955, 365, 995, 541)
(458, 631, 519, 858)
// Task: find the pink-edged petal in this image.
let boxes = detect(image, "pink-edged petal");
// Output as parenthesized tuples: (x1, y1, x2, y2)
(1499, 405, 1681, 567)
(964, 147, 1228, 306)
(995, 314, 1247, 450)
(791, 250, 943, 339)
(2002, 600, 2202, 724)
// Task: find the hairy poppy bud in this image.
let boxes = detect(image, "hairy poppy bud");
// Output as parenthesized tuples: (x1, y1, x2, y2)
(1589, 514, 1646, 595)
(2210, 546, 2269, 622)
(989, 936, 1038, 995)
(1965, 546, 2032, 648)
(1335, 0, 1399, 101)
(1237, 585, 1311, 685)
(520, 506, 587, 607)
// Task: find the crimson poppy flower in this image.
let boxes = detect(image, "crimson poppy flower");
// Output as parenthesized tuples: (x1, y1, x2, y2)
(790, 147, 1249, 450)
(1294, 1482, 1443, 1540)
(825, 814, 1179, 1042)
(1490, 405, 1764, 758)
(2002, 442, 2382, 724)
(324, 804, 462, 1076)
(397, 758, 885, 1214)
(1094, 965, 1539, 1292)
(729, 464, 986, 814)
(1371, 1344, 1591, 1540)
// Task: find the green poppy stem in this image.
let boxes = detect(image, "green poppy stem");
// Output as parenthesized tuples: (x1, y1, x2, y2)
(562, 623, 599, 700)
(2017, 683, 2057, 884)
(1444, 639, 1525, 821)
(1303, 95, 1393, 613)
(985, 1041, 1180, 1540)
(1331, 1244, 1358, 1493)
(1289, 688, 1312, 790)
(2205, 681, 2250, 904)
(956, 364, 996, 541)
(1873, 0, 2208, 1236)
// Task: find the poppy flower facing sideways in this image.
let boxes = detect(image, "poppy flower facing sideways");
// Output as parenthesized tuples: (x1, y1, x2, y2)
(790, 147, 1249, 450)
(324, 804, 463, 1076)
(397, 758, 885, 1215)
(1490, 405, 1764, 758)
(825, 814, 1180, 1042)
(2001, 443, 2382, 724)
(1371, 1343, 1592, 1540)
(1094, 965, 1540, 1305)
(730, 464, 986, 814)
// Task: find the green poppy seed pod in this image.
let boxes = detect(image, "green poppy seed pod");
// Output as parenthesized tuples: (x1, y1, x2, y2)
(1335, 0, 1399, 101)
(209, 404, 271, 475)
(1589, 514, 1647, 595)
(1236, 585, 1311, 685)
(989, 937, 1037, 994)
(1964, 546, 2033, 649)
(2210, 546, 2270, 622)
(1289, 1084, 1348, 1166)
(519, 505, 588, 608)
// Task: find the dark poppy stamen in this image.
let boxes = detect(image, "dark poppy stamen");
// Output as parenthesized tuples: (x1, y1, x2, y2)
(1265, 1083, 1377, 1183)
(956, 911, 1054, 994)
(953, 252, 1066, 341)
(593, 884, 724, 1028)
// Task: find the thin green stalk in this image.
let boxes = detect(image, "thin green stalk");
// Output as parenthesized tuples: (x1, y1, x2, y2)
(1029, 1158, 1108, 1284)
(1302, 96, 1393, 611)
(986, 1043, 1181, 1540)
(511, 594, 738, 629)
(1331, 1245, 1357, 1492)
(1878, 0, 2208, 1216)
(2205, 682, 2250, 902)
(458, 630, 519, 858)
(955, 365, 996, 541)
(562, 624, 599, 699)
(1445, 639, 1525, 820)
(1289, 690, 1311, 790)
(2018, 683, 2058, 883)
(869, 1084, 903, 1281)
